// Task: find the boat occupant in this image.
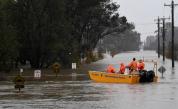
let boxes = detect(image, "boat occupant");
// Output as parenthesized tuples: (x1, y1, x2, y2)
(119, 63, 125, 74)
(128, 58, 138, 71)
(106, 64, 116, 73)
(138, 59, 145, 71)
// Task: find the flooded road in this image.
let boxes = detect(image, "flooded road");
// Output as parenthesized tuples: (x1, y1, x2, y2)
(1, 51, 178, 109)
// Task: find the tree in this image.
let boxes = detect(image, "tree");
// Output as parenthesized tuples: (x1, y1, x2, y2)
(0, 0, 19, 72)
(97, 23, 141, 53)
(65, 0, 130, 58)
(13, 0, 71, 68)
(0, 0, 139, 69)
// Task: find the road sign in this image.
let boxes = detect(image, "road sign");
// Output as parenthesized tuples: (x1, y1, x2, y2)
(20, 68, 23, 75)
(72, 63, 77, 69)
(20, 68, 23, 73)
(34, 70, 41, 79)
(158, 66, 166, 73)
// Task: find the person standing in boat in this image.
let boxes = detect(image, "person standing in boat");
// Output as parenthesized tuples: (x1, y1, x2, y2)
(106, 64, 116, 73)
(138, 59, 145, 71)
(119, 63, 126, 74)
(128, 58, 138, 72)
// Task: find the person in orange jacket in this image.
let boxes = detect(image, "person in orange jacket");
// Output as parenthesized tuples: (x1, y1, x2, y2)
(138, 59, 145, 71)
(128, 58, 138, 71)
(106, 64, 116, 73)
(119, 63, 125, 74)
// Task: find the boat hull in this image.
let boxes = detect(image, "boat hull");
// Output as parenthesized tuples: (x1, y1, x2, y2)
(89, 71, 140, 84)
(89, 71, 158, 84)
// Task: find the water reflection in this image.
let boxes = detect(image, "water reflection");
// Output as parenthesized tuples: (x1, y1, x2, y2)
(171, 68, 175, 74)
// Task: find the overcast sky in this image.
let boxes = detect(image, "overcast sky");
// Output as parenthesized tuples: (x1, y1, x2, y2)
(113, 0, 178, 41)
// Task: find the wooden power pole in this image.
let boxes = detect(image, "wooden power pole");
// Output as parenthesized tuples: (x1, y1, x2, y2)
(164, 0, 178, 68)
(160, 17, 170, 62)
(157, 17, 160, 58)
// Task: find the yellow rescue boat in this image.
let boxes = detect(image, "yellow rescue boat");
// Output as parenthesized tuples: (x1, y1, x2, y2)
(89, 71, 158, 84)
(89, 71, 140, 84)
(89, 60, 158, 84)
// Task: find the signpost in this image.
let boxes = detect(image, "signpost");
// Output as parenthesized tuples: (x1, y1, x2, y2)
(14, 68, 25, 92)
(158, 66, 166, 78)
(52, 62, 60, 77)
(20, 68, 23, 75)
(72, 63, 77, 69)
(34, 70, 41, 79)
(20, 68, 23, 73)
(72, 63, 77, 81)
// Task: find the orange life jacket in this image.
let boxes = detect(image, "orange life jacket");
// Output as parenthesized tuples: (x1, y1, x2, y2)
(138, 62, 145, 70)
(129, 61, 138, 70)
(106, 65, 115, 73)
(120, 64, 125, 74)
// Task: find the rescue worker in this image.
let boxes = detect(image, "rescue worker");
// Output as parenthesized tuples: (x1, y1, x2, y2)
(128, 58, 138, 71)
(106, 64, 116, 73)
(119, 63, 125, 74)
(138, 59, 145, 71)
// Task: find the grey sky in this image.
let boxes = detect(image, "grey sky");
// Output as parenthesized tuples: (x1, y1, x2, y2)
(113, 0, 178, 41)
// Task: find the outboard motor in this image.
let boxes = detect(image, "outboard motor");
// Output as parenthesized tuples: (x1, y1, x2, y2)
(146, 70, 155, 82)
(139, 70, 155, 83)
(139, 70, 147, 82)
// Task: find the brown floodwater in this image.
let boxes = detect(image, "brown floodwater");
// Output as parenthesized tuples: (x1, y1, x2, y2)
(0, 51, 178, 109)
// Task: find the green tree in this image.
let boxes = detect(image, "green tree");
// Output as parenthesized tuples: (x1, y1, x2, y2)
(0, 0, 19, 72)
(13, 0, 71, 68)
(4, 0, 137, 69)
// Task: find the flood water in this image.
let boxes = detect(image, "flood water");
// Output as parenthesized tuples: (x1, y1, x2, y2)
(0, 51, 178, 109)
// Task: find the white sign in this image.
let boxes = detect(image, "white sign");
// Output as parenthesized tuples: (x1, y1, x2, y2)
(34, 70, 41, 78)
(72, 63, 77, 69)
(20, 68, 23, 73)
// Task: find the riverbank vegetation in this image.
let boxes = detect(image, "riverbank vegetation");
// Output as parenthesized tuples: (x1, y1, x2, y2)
(0, 0, 141, 73)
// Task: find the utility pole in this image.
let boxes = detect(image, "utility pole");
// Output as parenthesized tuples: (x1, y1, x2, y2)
(155, 17, 161, 58)
(157, 17, 160, 58)
(162, 18, 165, 62)
(160, 17, 170, 62)
(164, 0, 178, 68)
